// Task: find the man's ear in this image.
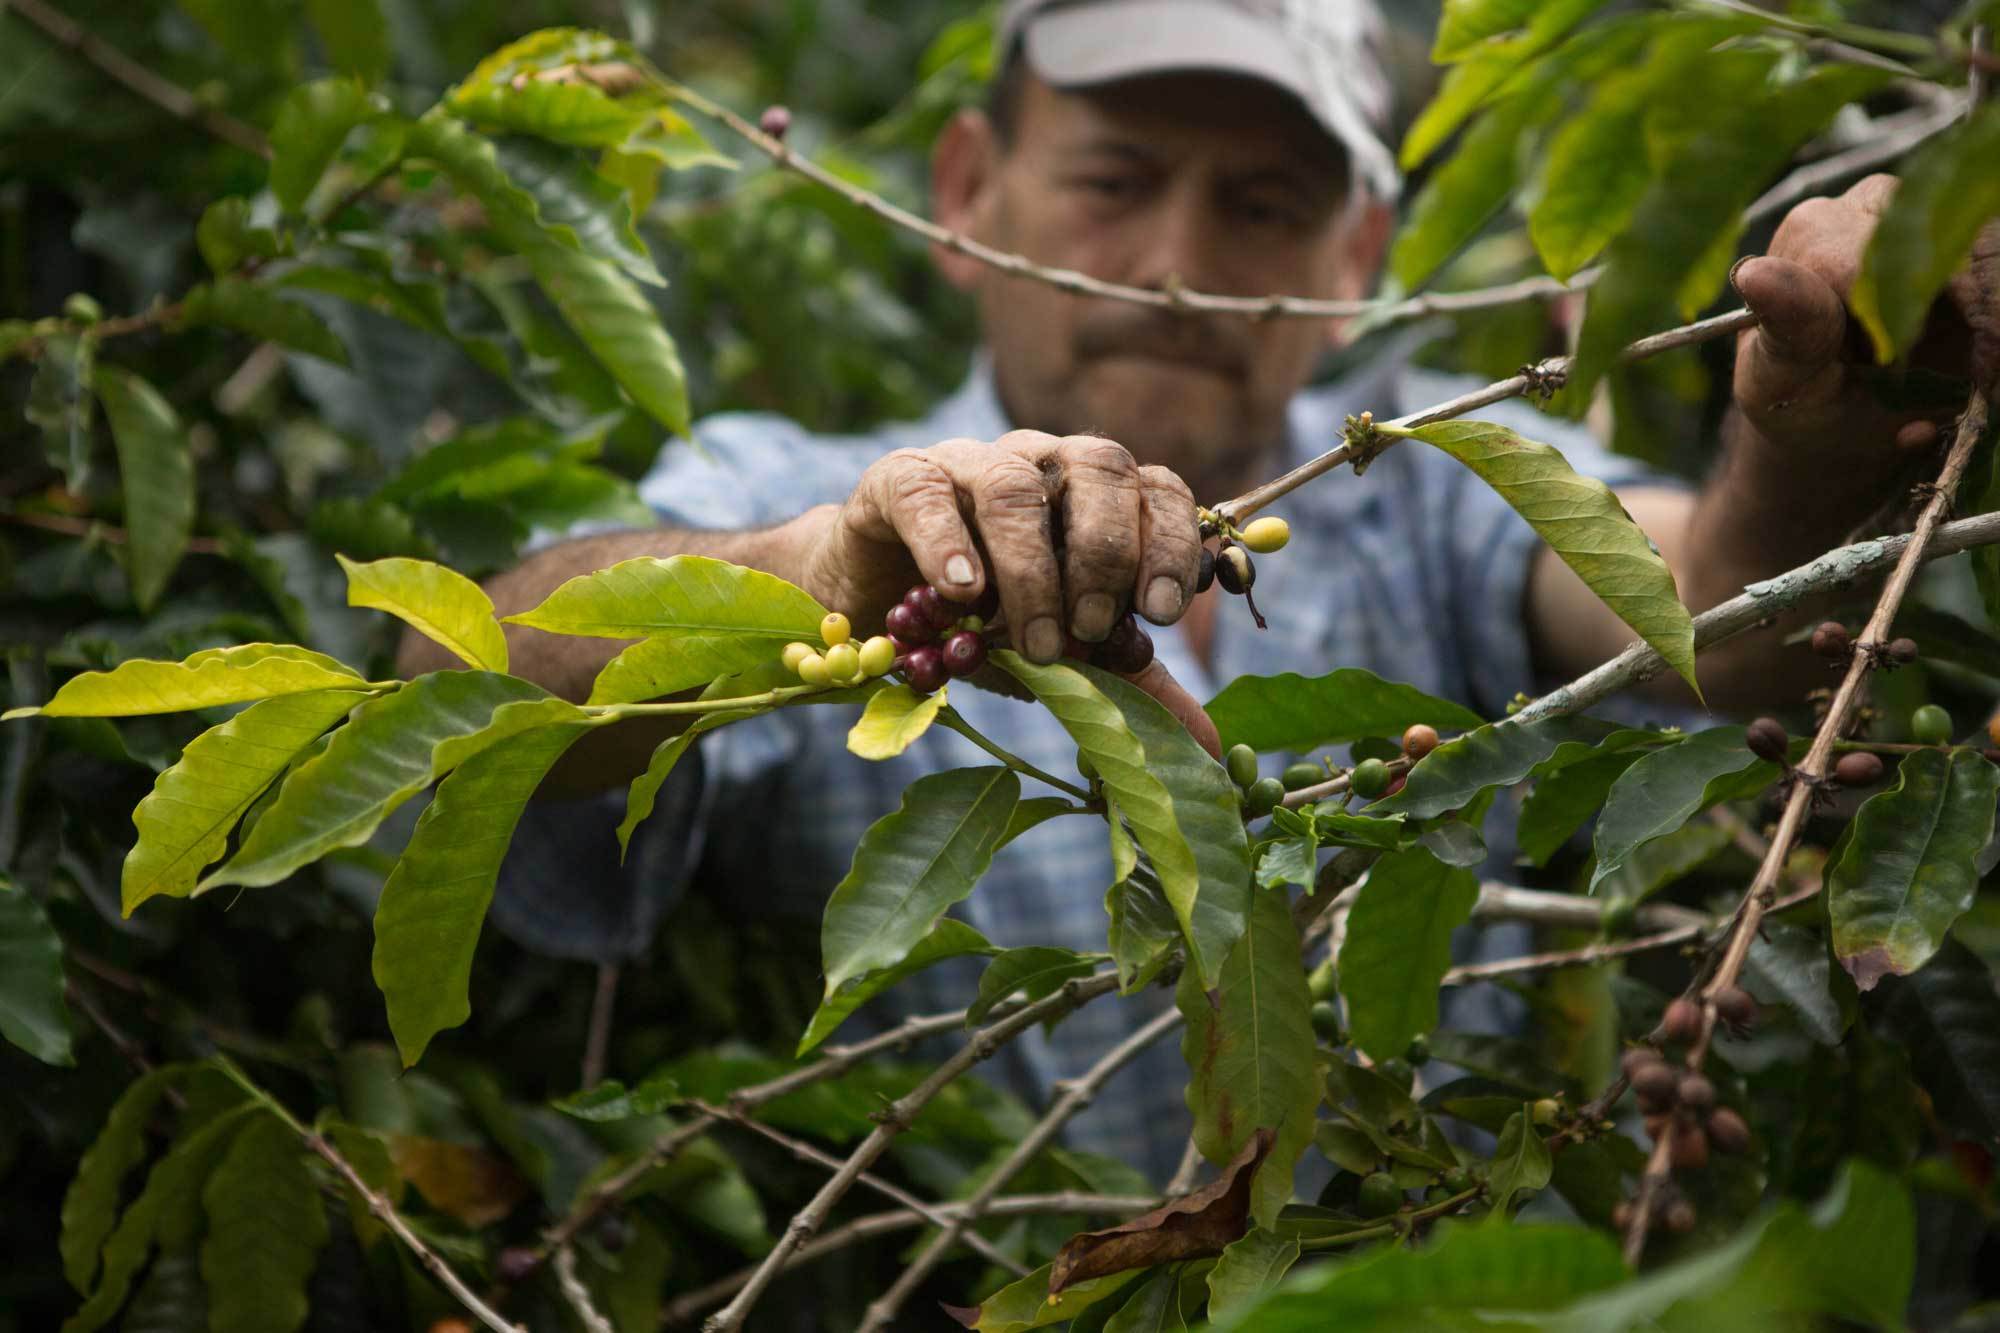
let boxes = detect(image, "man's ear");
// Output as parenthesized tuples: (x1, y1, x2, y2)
(931, 108, 1000, 291)
(1327, 196, 1395, 349)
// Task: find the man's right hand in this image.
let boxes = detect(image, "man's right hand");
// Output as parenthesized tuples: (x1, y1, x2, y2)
(794, 428, 1220, 753)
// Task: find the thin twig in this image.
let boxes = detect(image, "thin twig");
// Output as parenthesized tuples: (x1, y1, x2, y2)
(691, 1100, 1028, 1278)
(856, 1005, 1185, 1331)
(2, 0, 269, 158)
(581, 961, 620, 1090)
(659, 1192, 1159, 1326)
(2, 510, 226, 555)
(554, 1245, 616, 1333)
(702, 971, 1123, 1332)
(1442, 923, 1706, 986)
(1621, 389, 1991, 1266)
(1164, 1133, 1207, 1197)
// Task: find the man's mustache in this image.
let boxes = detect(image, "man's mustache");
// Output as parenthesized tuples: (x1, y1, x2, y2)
(1074, 314, 1251, 375)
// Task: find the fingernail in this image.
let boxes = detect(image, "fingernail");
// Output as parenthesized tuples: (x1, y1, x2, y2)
(1072, 593, 1116, 641)
(944, 554, 975, 586)
(1026, 617, 1063, 663)
(1143, 576, 1181, 622)
(1728, 255, 1756, 297)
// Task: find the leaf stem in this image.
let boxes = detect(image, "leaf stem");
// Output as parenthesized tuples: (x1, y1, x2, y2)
(934, 706, 1095, 800)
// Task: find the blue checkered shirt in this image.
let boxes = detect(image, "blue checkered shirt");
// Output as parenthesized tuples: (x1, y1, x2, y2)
(493, 350, 1668, 1183)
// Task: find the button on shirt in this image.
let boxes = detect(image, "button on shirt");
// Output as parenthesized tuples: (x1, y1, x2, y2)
(492, 349, 1668, 1184)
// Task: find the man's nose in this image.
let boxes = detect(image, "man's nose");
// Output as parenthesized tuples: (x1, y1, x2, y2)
(1123, 186, 1228, 296)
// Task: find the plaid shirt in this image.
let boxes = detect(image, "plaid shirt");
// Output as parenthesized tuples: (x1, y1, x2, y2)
(493, 350, 1667, 1182)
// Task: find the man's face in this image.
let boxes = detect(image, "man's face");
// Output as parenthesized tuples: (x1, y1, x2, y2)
(933, 67, 1388, 492)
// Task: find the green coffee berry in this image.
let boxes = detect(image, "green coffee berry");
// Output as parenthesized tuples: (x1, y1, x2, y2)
(1404, 1035, 1430, 1067)
(822, 642, 860, 681)
(857, 635, 896, 677)
(1532, 1097, 1561, 1127)
(1349, 758, 1391, 799)
(1310, 1000, 1342, 1040)
(1226, 743, 1260, 789)
(1244, 776, 1285, 817)
(796, 652, 831, 686)
(782, 642, 815, 673)
(1355, 1172, 1403, 1218)
(1282, 760, 1324, 791)
(1911, 704, 1953, 745)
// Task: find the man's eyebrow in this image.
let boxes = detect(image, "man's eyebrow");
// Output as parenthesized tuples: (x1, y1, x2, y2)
(1054, 138, 1161, 167)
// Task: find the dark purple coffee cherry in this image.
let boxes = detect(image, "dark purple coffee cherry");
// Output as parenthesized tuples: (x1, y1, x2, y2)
(1811, 621, 1851, 660)
(1677, 1073, 1715, 1111)
(759, 104, 791, 140)
(910, 584, 962, 631)
(1662, 998, 1703, 1045)
(1632, 1061, 1679, 1107)
(1833, 750, 1884, 786)
(1714, 986, 1758, 1031)
(1196, 547, 1216, 593)
(1886, 637, 1919, 666)
(1092, 615, 1154, 674)
(903, 645, 947, 694)
(1746, 717, 1789, 764)
(941, 630, 988, 678)
(1672, 1125, 1710, 1170)
(885, 602, 933, 645)
(1707, 1106, 1751, 1154)
(1622, 1048, 1666, 1082)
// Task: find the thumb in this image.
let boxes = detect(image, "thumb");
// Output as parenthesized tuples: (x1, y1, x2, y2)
(1120, 658, 1221, 759)
(1731, 255, 1850, 409)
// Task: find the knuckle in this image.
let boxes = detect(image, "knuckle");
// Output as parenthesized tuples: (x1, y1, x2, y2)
(884, 455, 954, 509)
(1059, 435, 1139, 483)
(996, 428, 1059, 457)
(1138, 464, 1195, 505)
(974, 456, 1053, 518)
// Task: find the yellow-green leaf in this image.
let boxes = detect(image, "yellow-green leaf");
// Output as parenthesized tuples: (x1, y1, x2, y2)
(94, 367, 194, 614)
(848, 683, 947, 759)
(1403, 420, 1698, 694)
(7, 644, 366, 720)
(337, 554, 508, 673)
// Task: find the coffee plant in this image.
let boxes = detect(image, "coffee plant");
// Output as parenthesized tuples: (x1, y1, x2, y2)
(5, 1, 2000, 1330)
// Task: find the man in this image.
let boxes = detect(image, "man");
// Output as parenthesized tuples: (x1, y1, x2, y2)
(403, 0, 1996, 1181)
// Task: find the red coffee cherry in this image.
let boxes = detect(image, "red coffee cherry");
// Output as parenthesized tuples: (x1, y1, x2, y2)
(1621, 1048, 1666, 1081)
(941, 630, 988, 678)
(903, 645, 947, 694)
(910, 584, 963, 631)
(1832, 751, 1885, 786)
(1402, 724, 1440, 761)
(759, 104, 792, 140)
(885, 602, 933, 645)
(1746, 717, 1789, 763)
(1093, 615, 1154, 674)
(1632, 1061, 1680, 1106)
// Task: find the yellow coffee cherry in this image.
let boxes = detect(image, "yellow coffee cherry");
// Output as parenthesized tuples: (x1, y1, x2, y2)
(796, 652, 832, 686)
(823, 642, 860, 681)
(858, 635, 896, 677)
(820, 612, 852, 647)
(1238, 516, 1291, 553)
(782, 642, 815, 673)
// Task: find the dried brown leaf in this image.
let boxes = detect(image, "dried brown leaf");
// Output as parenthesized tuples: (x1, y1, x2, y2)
(386, 1134, 527, 1227)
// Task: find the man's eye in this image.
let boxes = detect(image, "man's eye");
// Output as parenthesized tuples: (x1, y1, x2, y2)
(1077, 177, 1139, 199)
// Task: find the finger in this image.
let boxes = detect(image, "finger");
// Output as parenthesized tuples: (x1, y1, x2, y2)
(857, 446, 986, 600)
(1121, 658, 1220, 758)
(1730, 255, 1849, 412)
(965, 433, 1067, 663)
(1052, 435, 1142, 642)
(1134, 465, 1201, 625)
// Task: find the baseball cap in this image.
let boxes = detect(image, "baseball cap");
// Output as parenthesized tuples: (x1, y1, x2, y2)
(994, 0, 1401, 201)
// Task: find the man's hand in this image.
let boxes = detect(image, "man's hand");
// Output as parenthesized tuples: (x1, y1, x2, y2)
(1730, 174, 2000, 461)
(796, 428, 1219, 752)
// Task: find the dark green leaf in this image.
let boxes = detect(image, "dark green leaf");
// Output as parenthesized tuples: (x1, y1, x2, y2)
(967, 945, 1103, 1026)
(1310, 809, 1412, 852)
(493, 136, 664, 287)
(1518, 751, 1642, 865)
(1205, 668, 1481, 755)
(92, 367, 195, 613)
(552, 1070, 681, 1121)
(446, 28, 664, 148)
(1487, 1107, 1553, 1213)
(305, 0, 390, 83)
(269, 80, 381, 214)
(200, 1114, 328, 1333)
(0, 875, 72, 1066)
(1337, 847, 1479, 1061)
(1590, 726, 1769, 890)
(194, 197, 285, 276)
(1853, 104, 2000, 362)
(1594, 820, 1732, 904)
(1880, 937, 2000, 1141)
(1206, 1227, 1301, 1321)
(373, 719, 590, 1063)
(1105, 873, 1181, 992)
(1828, 749, 2000, 990)
(818, 766, 1018, 998)
(179, 280, 351, 365)
(28, 333, 96, 490)
(61, 1065, 191, 1293)
(1743, 923, 1851, 1047)
(949, 1263, 1139, 1331)
(1257, 834, 1319, 889)
(1371, 717, 1612, 821)
(800, 918, 995, 1055)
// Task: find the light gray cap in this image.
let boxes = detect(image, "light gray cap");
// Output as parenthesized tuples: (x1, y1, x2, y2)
(994, 0, 1401, 200)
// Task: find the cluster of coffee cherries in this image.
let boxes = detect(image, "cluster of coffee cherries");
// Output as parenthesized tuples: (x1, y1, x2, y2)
(1608, 991, 1758, 1233)
(878, 583, 996, 693)
(782, 613, 898, 688)
(1808, 619, 1918, 670)
(1198, 514, 1290, 629)
(1224, 724, 1438, 819)
(1744, 714, 1889, 787)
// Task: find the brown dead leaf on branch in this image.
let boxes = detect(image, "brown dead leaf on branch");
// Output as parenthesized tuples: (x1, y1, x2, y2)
(509, 62, 650, 96)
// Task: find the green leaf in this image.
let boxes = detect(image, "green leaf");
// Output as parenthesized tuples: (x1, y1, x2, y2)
(269, 80, 380, 214)
(553, 1070, 681, 1121)
(305, 0, 389, 83)
(967, 946, 1105, 1026)
(200, 1115, 328, 1333)
(337, 555, 508, 672)
(1176, 886, 1320, 1229)
(1371, 716, 1612, 821)
(179, 280, 352, 365)
(1432, 0, 1543, 60)
(819, 766, 1019, 998)
(0, 875, 73, 1066)
(1517, 750, 1643, 866)
(122, 1251, 204, 1333)
(848, 683, 948, 759)
(1405, 419, 1698, 693)
(1338, 847, 1480, 1062)
(9, 644, 365, 720)
(1206, 1227, 1301, 1321)
(999, 653, 1252, 986)
(93, 367, 195, 613)
(195, 197, 286, 276)
(1392, 79, 1565, 292)
(61, 1065, 191, 1293)
(1589, 726, 1770, 890)
(124, 689, 367, 913)
(1256, 835, 1320, 890)
(26, 333, 95, 490)
(799, 918, 995, 1055)
(276, 262, 449, 337)
(950, 1264, 1140, 1331)
(1102, 1269, 1190, 1332)
(1743, 923, 1851, 1047)
(1487, 1107, 1554, 1214)
(373, 719, 591, 1064)
(494, 136, 665, 287)
(204, 674, 564, 891)
(1881, 938, 2000, 1141)
(1205, 668, 1481, 755)
(1400, 0, 1612, 166)
(616, 706, 759, 857)
(1210, 1221, 1626, 1332)
(1827, 749, 2000, 991)
(1106, 874, 1181, 992)
(1595, 820, 1733, 905)
(1852, 104, 2000, 362)
(446, 29, 663, 148)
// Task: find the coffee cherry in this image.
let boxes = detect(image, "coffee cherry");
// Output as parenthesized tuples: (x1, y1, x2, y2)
(796, 652, 831, 686)
(782, 642, 815, 673)
(1382, 774, 1406, 798)
(1663, 1198, 1698, 1234)
(820, 612, 852, 647)
(1746, 717, 1789, 763)
(496, 1246, 539, 1283)
(1356, 1172, 1403, 1218)
(759, 104, 791, 140)
(1239, 516, 1291, 553)
(1832, 751, 1885, 786)
(1671, 1124, 1710, 1170)
(1622, 1047, 1666, 1081)
(1532, 1097, 1561, 1127)
(1442, 1168, 1475, 1194)
(1886, 637, 1919, 666)
(1707, 1106, 1751, 1154)
(1244, 777, 1285, 817)
(910, 584, 962, 632)
(858, 635, 896, 677)
(1094, 615, 1155, 674)
(1811, 621, 1851, 660)
(1349, 758, 1391, 800)
(1713, 986, 1758, 1031)
(959, 614, 986, 634)
(1282, 761, 1324, 791)
(1405, 1035, 1431, 1067)
(1226, 744, 1260, 789)
(1911, 704, 1953, 745)
(885, 602, 933, 645)
(1214, 544, 1255, 594)
(1677, 1073, 1715, 1111)
(63, 292, 103, 325)
(822, 642, 861, 682)
(1643, 1112, 1670, 1141)
(1310, 999, 1342, 1040)
(429, 1321, 476, 1333)
(1988, 712, 2000, 748)
(941, 630, 987, 678)
(1632, 1061, 1679, 1106)
(903, 646, 946, 694)
(1402, 724, 1440, 761)
(1662, 997, 1703, 1045)
(1195, 547, 1216, 593)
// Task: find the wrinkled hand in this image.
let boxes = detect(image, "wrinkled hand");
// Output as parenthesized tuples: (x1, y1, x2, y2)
(800, 429, 1219, 754)
(1731, 174, 2000, 459)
